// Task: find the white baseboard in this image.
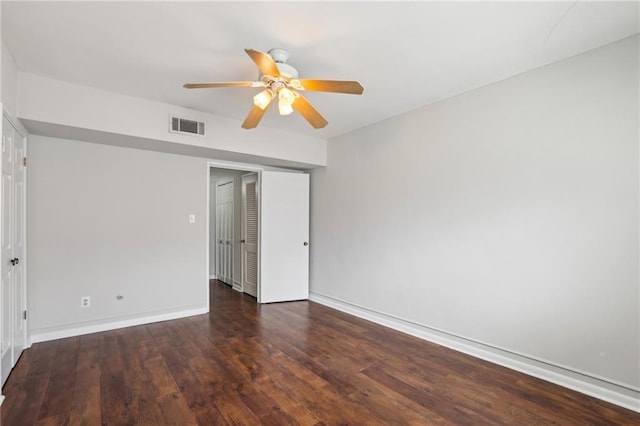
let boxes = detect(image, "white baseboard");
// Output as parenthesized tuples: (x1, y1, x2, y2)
(309, 291, 640, 413)
(209, 274, 217, 279)
(0, 394, 4, 407)
(30, 307, 208, 344)
(232, 280, 242, 292)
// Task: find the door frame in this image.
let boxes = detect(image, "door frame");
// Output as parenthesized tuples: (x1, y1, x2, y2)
(206, 161, 262, 306)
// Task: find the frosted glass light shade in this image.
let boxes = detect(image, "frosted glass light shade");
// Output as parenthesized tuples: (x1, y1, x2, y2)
(278, 88, 296, 116)
(253, 89, 273, 110)
(278, 102, 294, 116)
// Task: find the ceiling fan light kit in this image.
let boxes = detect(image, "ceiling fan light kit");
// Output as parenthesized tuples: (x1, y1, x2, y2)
(183, 48, 364, 129)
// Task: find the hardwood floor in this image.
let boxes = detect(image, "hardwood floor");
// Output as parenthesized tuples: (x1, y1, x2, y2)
(2, 280, 639, 425)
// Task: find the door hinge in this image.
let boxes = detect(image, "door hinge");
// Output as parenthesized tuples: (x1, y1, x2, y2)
(23, 157, 27, 167)
(23, 310, 27, 320)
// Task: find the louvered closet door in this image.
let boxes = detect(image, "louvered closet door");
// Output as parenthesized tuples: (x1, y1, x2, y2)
(241, 173, 258, 297)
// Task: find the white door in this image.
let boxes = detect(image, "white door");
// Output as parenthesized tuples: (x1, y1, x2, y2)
(215, 181, 233, 285)
(12, 123, 26, 360)
(241, 173, 259, 297)
(1, 115, 27, 385)
(1, 116, 14, 384)
(260, 171, 309, 303)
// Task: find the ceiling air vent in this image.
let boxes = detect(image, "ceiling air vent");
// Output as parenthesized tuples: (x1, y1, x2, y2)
(169, 116, 205, 136)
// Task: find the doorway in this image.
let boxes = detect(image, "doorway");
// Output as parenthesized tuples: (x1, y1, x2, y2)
(209, 167, 251, 294)
(207, 162, 310, 304)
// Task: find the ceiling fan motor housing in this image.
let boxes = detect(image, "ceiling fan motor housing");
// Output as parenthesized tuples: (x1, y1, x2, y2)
(267, 48, 299, 78)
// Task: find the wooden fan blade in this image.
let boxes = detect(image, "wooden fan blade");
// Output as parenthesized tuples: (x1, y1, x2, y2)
(183, 82, 258, 89)
(241, 100, 273, 129)
(245, 49, 281, 77)
(297, 79, 364, 95)
(292, 94, 328, 129)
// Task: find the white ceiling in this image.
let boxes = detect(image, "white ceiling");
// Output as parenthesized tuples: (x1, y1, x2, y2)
(2, 1, 638, 139)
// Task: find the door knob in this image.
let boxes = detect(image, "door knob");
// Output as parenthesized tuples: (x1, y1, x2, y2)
(10, 258, 19, 266)
(303, 241, 309, 246)
(241, 239, 246, 243)
(219, 240, 223, 244)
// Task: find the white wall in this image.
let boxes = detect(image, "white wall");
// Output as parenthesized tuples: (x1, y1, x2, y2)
(0, 3, 2, 104)
(16, 73, 326, 169)
(310, 35, 639, 398)
(0, 5, 3, 403)
(1, 41, 18, 117)
(28, 135, 209, 338)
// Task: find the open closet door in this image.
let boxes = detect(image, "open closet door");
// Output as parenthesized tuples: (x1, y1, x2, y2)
(1, 114, 27, 386)
(260, 171, 309, 303)
(241, 173, 259, 297)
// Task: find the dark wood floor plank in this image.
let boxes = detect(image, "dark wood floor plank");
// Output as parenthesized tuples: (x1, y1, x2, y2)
(3, 343, 38, 386)
(67, 333, 103, 425)
(348, 371, 454, 425)
(251, 376, 323, 425)
(2, 375, 50, 426)
(3, 280, 639, 425)
(36, 336, 80, 424)
(212, 382, 262, 425)
(24, 339, 61, 379)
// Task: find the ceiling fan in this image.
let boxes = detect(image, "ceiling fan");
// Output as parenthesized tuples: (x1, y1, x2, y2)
(183, 48, 364, 129)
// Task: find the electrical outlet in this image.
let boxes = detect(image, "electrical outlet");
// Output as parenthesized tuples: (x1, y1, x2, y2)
(81, 296, 90, 308)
